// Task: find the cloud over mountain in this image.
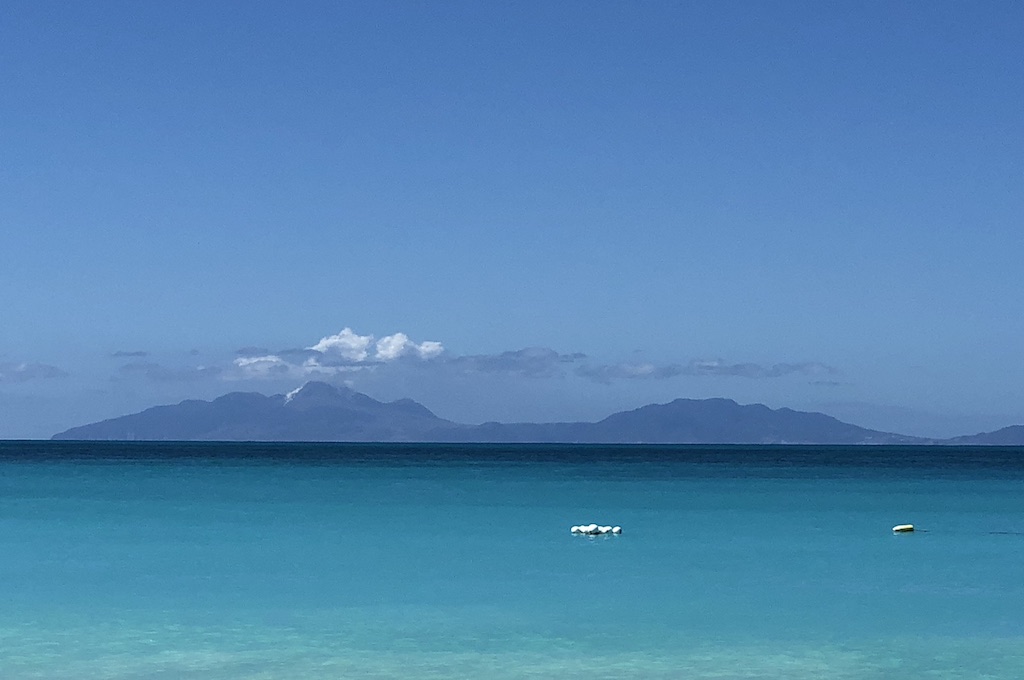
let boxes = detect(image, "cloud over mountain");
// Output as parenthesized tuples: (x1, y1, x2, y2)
(683, 359, 836, 379)
(375, 333, 444, 361)
(573, 358, 836, 384)
(117, 362, 222, 382)
(307, 328, 375, 362)
(574, 361, 684, 383)
(231, 327, 445, 379)
(448, 347, 586, 378)
(235, 346, 270, 357)
(109, 326, 836, 392)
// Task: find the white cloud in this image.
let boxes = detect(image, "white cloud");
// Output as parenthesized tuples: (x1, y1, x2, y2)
(418, 341, 444, 358)
(308, 328, 374, 361)
(309, 328, 444, 363)
(227, 327, 444, 380)
(376, 333, 445, 360)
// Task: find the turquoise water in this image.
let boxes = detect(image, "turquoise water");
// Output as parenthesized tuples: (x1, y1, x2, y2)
(1, 442, 1023, 678)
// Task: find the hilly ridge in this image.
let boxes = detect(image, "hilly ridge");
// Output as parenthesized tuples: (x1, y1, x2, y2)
(49, 380, 1021, 444)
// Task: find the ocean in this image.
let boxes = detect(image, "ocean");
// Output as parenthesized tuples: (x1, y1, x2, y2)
(1, 441, 1022, 679)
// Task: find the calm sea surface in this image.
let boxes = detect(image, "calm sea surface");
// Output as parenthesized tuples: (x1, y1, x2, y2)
(1, 442, 1022, 679)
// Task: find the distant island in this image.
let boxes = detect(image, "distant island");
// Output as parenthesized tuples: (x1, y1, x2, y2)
(50, 381, 1024, 445)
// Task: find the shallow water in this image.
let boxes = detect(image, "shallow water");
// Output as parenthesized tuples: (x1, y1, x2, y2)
(1, 442, 1022, 678)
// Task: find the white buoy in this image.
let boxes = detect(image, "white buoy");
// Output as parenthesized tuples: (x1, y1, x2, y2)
(892, 524, 915, 533)
(570, 522, 623, 536)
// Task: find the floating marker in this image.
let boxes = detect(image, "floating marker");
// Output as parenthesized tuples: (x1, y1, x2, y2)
(892, 524, 915, 533)
(570, 522, 622, 536)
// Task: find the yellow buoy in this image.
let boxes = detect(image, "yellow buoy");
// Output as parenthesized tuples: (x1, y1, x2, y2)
(892, 524, 915, 533)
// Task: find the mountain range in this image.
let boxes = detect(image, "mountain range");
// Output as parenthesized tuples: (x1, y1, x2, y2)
(50, 381, 1024, 445)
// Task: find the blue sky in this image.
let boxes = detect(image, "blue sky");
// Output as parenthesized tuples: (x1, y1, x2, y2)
(2, 1, 1022, 439)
